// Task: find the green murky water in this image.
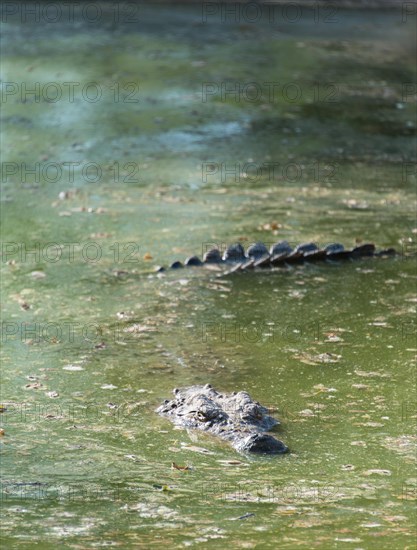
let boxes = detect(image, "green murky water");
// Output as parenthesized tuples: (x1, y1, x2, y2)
(1, 3, 416, 548)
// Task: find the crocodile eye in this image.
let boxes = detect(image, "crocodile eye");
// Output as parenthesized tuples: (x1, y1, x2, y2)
(242, 405, 262, 420)
(254, 407, 263, 419)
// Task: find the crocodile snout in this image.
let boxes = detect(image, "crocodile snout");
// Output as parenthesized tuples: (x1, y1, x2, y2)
(243, 434, 289, 455)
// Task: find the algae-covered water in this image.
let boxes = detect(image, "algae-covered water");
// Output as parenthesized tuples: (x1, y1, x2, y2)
(1, 3, 416, 548)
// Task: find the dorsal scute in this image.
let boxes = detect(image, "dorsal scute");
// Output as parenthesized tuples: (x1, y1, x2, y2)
(324, 243, 345, 254)
(185, 255, 203, 266)
(203, 248, 222, 263)
(270, 240, 293, 256)
(246, 242, 269, 260)
(223, 243, 245, 262)
(351, 243, 375, 257)
(293, 242, 319, 255)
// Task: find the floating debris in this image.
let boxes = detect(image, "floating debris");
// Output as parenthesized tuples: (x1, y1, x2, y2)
(171, 462, 191, 471)
(62, 364, 84, 371)
(29, 271, 46, 279)
(229, 512, 255, 521)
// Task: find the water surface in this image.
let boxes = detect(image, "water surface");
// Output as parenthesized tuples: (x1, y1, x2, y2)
(1, 4, 416, 548)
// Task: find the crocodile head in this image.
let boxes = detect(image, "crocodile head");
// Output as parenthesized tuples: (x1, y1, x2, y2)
(157, 385, 288, 455)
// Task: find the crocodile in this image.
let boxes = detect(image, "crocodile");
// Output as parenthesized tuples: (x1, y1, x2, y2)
(155, 241, 396, 273)
(156, 384, 288, 455)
